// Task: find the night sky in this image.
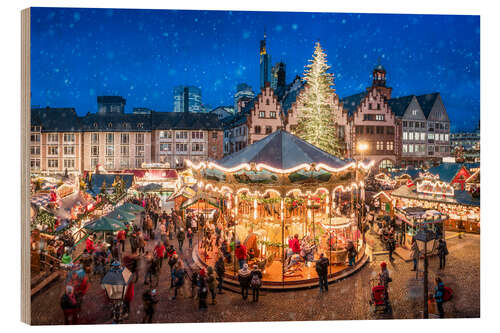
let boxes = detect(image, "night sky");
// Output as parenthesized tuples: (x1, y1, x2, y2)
(30, 7, 480, 131)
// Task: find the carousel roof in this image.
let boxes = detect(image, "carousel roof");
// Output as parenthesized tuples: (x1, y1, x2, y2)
(217, 130, 350, 170)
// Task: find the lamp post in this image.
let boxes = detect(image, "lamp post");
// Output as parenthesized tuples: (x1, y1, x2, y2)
(101, 261, 132, 323)
(414, 226, 436, 319)
(356, 142, 368, 240)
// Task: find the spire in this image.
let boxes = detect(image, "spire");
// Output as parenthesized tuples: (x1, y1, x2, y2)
(260, 30, 267, 55)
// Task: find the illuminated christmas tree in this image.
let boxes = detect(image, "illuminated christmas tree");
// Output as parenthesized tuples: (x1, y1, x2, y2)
(295, 42, 342, 156)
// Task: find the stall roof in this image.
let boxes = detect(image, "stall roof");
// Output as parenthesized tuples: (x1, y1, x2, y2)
(426, 163, 469, 183)
(89, 173, 134, 195)
(390, 167, 422, 179)
(391, 185, 480, 207)
(121, 169, 178, 180)
(217, 129, 351, 170)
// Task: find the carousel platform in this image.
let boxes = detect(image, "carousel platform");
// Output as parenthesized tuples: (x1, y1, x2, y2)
(192, 244, 368, 291)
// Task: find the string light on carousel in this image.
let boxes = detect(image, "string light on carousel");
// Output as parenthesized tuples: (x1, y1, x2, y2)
(187, 130, 373, 289)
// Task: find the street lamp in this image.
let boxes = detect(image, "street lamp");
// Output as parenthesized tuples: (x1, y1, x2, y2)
(101, 261, 132, 323)
(414, 227, 437, 319)
(357, 142, 369, 163)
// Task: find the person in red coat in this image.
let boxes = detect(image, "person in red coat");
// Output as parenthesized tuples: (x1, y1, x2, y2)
(123, 281, 134, 317)
(235, 241, 247, 269)
(153, 242, 166, 269)
(85, 236, 96, 254)
(117, 229, 126, 252)
(289, 234, 301, 254)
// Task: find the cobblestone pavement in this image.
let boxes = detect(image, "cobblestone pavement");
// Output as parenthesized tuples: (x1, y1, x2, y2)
(31, 231, 479, 325)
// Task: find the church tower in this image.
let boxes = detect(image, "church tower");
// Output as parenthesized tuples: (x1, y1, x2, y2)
(369, 62, 392, 100)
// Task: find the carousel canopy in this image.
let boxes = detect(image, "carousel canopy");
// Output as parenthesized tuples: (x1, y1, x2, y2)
(216, 130, 351, 170)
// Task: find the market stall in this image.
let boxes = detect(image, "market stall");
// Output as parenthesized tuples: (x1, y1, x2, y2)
(187, 130, 372, 288)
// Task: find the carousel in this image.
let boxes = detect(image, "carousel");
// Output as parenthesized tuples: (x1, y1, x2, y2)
(187, 130, 373, 289)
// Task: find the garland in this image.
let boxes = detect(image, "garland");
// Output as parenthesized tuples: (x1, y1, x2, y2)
(257, 240, 288, 248)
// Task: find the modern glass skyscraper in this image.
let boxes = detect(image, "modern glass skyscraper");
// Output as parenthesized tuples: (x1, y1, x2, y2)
(234, 83, 255, 112)
(173, 85, 202, 112)
(259, 34, 271, 89)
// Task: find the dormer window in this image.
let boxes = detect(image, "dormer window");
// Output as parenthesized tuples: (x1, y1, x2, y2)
(137, 123, 143, 129)
(108, 122, 113, 128)
(93, 122, 98, 128)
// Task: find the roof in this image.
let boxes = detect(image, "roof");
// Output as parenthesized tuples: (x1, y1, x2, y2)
(151, 112, 222, 130)
(89, 173, 134, 195)
(416, 93, 439, 118)
(390, 167, 422, 179)
(32, 108, 223, 132)
(97, 96, 126, 104)
(121, 169, 178, 180)
(80, 112, 152, 131)
(387, 95, 414, 117)
(31, 108, 80, 132)
(374, 64, 386, 72)
(340, 92, 368, 116)
(391, 185, 479, 207)
(217, 129, 349, 170)
(427, 163, 467, 183)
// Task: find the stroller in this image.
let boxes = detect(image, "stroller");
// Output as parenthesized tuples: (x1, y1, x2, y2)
(369, 279, 389, 313)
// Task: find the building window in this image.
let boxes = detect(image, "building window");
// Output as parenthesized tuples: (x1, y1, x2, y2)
(192, 143, 204, 152)
(445, 134, 449, 141)
(135, 158, 144, 168)
(120, 158, 129, 169)
(376, 126, 384, 134)
(403, 121, 408, 127)
(414, 132, 420, 141)
(91, 158, 99, 169)
(63, 146, 75, 156)
(270, 111, 277, 119)
(176, 143, 188, 152)
(386, 141, 393, 151)
(265, 126, 272, 134)
(409, 132, 414, 140)
(48, 159, 58, 168)
(48, 146, 58, 156)
(105, 158, 114, 170)
(403, 132, 408, 140)
(259, 111, 266, 118)
(254, 126, 261, 134)
(212, 132, 218, 139)
(63, 159, 75, 169)
(106, 145, 114, 156)
(30, 159, 40, 169)
(121, 133, 129, 144)
(192, 131, 204, 139)
(91, 133, 99, 144)
(375, 114, 385, 121)
(376, 141, 383, 151)
(30, 146, 40, 155)
(435, 146, 439, 152)
(91, 146, 99, 156)
(421, 132, 426, 140)
(175, 131, 188, 140)
(369, 103, 372, 109)
(366, 126, 374, 134)
(409, 144, 414, 153)
(137, 123, 144, 129)
(136, 145, 145, 157)
(379, 160, 394, 170)
(48, 133, 58, 143)
(136, 133, 145, 144)
(63, 133, 75, 142)
(428, 133, 434, 140)
(31, 133, 40, 143)
(440, 133, 445, 141)
(377, 103, 381, 110)
(403, 144, 408, 153)
(355, 126, 363, 134)
(160, 131, 172, 139)
(386, 126, 394, 135)
(105, 133, 113, 144)
(160, 143, 172, 152)
(120, 145, 129, 156)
